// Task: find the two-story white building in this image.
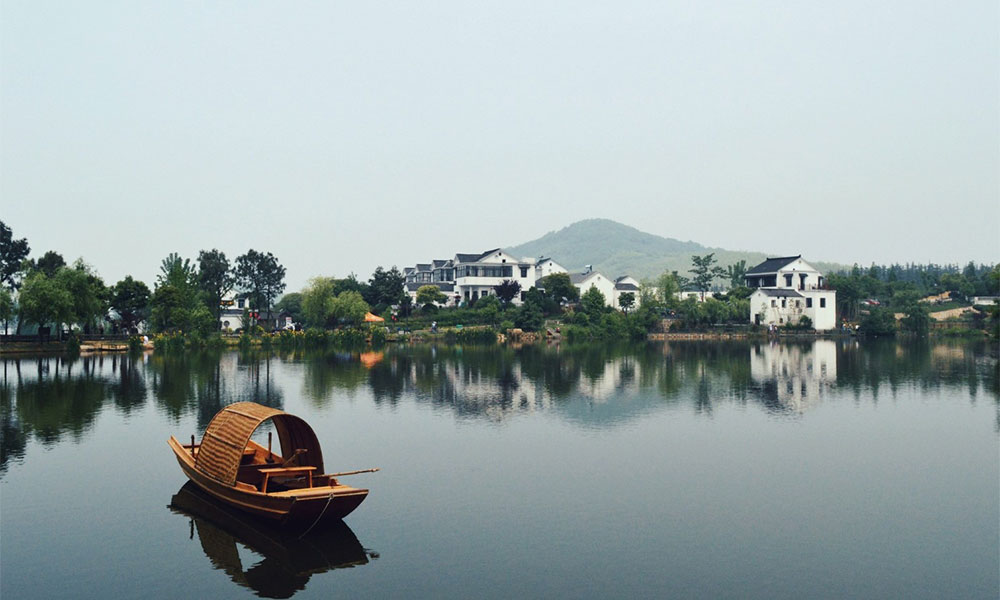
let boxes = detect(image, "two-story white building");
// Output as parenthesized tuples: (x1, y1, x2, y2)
(453, 249, 541, 304)
(746, 255, 836, 330)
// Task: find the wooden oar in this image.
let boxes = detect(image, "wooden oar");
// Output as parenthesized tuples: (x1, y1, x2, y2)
(328, 468, 380, 477)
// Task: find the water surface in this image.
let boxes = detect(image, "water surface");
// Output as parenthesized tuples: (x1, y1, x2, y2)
(1, 339, 997, 599)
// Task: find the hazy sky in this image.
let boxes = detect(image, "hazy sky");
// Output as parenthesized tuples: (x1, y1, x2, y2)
(2, 1, 997, 292)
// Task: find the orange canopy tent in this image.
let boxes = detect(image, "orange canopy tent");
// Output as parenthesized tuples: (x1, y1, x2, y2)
(364, 312, 384, 322)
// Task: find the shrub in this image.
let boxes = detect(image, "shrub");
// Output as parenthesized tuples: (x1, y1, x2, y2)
(446, 326, 498, 344)
(369, 325, 388, 346)
(860, 307, 897, 336)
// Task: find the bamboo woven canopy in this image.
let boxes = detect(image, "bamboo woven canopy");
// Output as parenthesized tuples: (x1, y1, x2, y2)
(195, 402, 325, 486)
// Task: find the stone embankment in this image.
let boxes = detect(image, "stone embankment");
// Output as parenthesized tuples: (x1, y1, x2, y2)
(648, 332, 750, 340)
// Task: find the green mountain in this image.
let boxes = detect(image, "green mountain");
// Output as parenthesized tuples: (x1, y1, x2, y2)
(504, 219, 842, 282)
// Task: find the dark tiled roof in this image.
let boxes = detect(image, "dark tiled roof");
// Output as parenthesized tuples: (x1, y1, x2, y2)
(570, 272, 598, 284)
(615, 283, 639, 291)
(416, 263, 431, 271)
(404, 267, 414, 274)
(432, 259, 451, 268)
(756, 288, 804, 297)
(455, 248, 502, 263)
(746, 255, 801, 275)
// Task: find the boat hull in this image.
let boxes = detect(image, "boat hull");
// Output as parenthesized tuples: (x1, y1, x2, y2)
(168, 436, 368, 530)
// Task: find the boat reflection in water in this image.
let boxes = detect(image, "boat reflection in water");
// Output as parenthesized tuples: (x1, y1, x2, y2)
(169, 482, 376, 598)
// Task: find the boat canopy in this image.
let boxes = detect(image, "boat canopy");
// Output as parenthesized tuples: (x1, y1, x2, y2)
(195, 402, 325, 486)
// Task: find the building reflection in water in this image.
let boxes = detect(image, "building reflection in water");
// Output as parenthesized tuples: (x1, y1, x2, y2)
(750, 340, 837, 413)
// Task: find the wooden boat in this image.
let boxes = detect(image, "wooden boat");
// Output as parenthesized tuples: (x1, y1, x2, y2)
(168, 402, 376, 531)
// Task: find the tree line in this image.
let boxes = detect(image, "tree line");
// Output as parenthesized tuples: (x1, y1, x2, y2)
(3, 218, 996, 341)
(0, 221, 288, 338)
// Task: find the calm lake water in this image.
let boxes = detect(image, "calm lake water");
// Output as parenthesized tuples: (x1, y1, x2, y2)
(1, 339, 997, 599)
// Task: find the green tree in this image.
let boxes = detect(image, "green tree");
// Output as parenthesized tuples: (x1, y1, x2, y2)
(655, 271, 681, 307)
(416, 285, 447, 311)
(332, 290, 370, 326)
(514, 302, 544, 331)
(703, 298, 728, 324)
(26, 250, 66, 278)
(618, 292, 635, 314)
(197, 249, 233, 322)
(476, 295, 502, 326)
(57, 261, 108, 331)
(725, 260, 748, 288)
(539, 273, 578, 304)
(18, 271, 73, 332)
(581, 286, 607, 316)
(302, 277, 338, 328)
(689, 253, 726, 298)
(985, 265, 1000, 296)
(151, 252, 213, 334)
(157, 252, 197, 289)
(493, 279, 521, 307)
(675, 296, 706, 328)
(0, 287, 14, 329)
(333, 274, 366, 297)
(859, 306, 897, 336)
(234, 250, 286, 323)
(367, 266, 405, 308)
(827, 273, 863, 320)
(0, 220, 29, 290)
(110, 276, 151, 333)
(901, 303, 930, 335)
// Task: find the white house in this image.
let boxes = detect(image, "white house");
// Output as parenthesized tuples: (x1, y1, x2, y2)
(612, 276, 642, 310)
(453, 248, 540, 304)
(746, 255, 836, 330)
(571, 271, 617, 306)
(534, 257, 568, 280)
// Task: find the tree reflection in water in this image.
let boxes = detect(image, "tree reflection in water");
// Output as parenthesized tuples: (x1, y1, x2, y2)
(2, 339, 997, 473)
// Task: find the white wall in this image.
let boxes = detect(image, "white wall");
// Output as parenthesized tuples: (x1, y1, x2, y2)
(576, 273, 616, 307)
(750, 290, 836, 330)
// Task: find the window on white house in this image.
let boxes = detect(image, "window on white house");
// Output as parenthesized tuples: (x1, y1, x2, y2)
(771, 299, 776, 307)
(820, 298, 826, 308)
(520, 267, 528, 278)
(781, 298, 786, 308)
(806, 298, 813, 308)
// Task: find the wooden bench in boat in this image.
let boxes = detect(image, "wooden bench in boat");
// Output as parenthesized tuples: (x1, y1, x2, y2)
(259, 466, 316, 493)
